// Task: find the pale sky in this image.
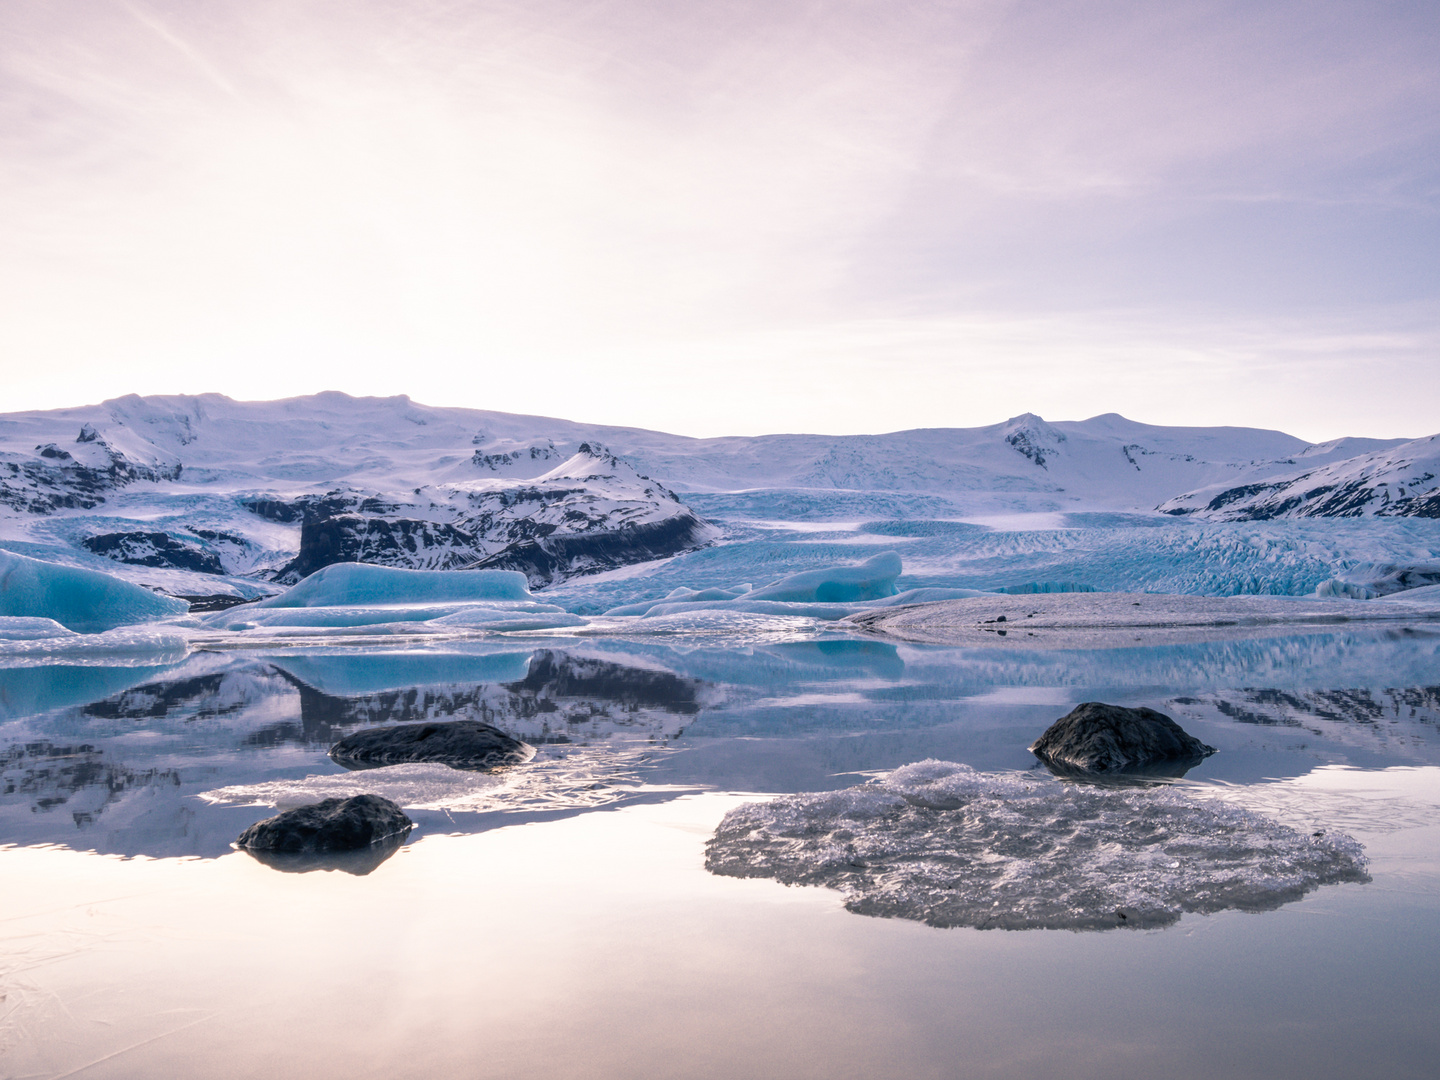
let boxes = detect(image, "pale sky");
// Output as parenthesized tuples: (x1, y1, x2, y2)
(1, 0, 1436, 440)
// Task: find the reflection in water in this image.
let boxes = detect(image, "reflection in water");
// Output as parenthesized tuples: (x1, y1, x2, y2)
(240, 827, 411, 876)
(1, 628, 1439, 859)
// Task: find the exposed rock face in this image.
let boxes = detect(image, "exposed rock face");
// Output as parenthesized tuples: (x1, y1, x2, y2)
(471, 513, 716, 588)
(0, 431, 181, 514)
(328, 720, 536, 771)
(83, 531, 225, 573)
(1158, 434, 1440, 520)
(235, 794, 413, 852)
(262, 445, 715, 585)
(1029, 702, 1216, 774)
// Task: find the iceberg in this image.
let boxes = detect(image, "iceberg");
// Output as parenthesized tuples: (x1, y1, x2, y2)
(252, 563, 533, 608)
(203, 562, 582, 632)
(0, 550, 188, 632)
(706, 760, 1369, 931)
(603, 553, 992, 620)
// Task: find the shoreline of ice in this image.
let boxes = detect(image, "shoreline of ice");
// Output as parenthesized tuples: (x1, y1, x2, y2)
(844, 590, 1440, 648)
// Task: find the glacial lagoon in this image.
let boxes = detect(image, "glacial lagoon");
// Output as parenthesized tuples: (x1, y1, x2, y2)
(4, 624, 1440, 1079)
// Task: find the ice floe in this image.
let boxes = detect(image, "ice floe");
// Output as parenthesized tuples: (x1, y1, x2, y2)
(604, 552, 988, 620)
(705, 760, 1369, 931)
(203, 562, 583, 632)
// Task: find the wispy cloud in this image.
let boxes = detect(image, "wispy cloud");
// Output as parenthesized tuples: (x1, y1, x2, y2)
(0, 0, 1435, 439)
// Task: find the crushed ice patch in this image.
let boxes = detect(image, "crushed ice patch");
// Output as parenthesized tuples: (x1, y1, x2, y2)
(705, 760, 1369, 931)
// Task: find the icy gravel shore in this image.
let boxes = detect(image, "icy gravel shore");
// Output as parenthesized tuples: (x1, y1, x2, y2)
(844, 590, 1440, 647)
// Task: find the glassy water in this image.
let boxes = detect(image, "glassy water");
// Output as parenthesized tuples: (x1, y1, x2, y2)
(4, 625, 1440, 1078)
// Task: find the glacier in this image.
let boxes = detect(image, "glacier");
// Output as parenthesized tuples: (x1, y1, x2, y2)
(705, 760, 1370, 931)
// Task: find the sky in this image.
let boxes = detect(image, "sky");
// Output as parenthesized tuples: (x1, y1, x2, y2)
(0, 0, 1436, 441)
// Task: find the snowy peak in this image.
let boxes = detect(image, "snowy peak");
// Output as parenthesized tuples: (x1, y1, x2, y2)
(1159, 434, 1440, 520)
(997, 413, 1067, 469)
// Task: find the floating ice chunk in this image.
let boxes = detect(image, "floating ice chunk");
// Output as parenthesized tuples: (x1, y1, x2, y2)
(0, 621, 189, 663)
(253, 562, 533, 608)
(605, 554, 990, 620)
(0, 550, 188, 632)
(430, 606, 585, 631)
(706, 760, 1369, 931)
(743, 551, 901, 603)
(206, 602, 581, 631)
(0, 616, 77, 641)
(201, 562, 582, 632)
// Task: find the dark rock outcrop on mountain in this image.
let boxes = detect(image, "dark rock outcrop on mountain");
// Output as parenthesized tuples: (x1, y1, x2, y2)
(328, 720, 535, 771)
(1159, 434, 1440, 520)
(82, 531, 225, 574)
(260, 445, 716, 585)
(276, 515, 479, 581)
(0, 432, 181, 515)
(236, 794, 413, 853)
(1030, 702, 1216, 775)
(471, 513, 716, 588)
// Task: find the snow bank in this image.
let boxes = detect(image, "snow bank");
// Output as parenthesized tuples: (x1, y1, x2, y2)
(706, 760, 1369, 931)
(0, 550, 188, 632)
(254, 563, 533, 607)
(604, 553, 990, 620)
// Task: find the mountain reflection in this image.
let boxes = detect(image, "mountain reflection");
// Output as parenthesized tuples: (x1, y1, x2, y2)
(1, 629, 1439, 860)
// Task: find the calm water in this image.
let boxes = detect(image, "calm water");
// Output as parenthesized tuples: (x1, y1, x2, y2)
(4, 625, 1440, 1078)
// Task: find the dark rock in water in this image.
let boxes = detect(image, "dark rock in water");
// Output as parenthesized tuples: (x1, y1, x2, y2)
(242, 828, 410, 875)
(329, 720, 535, 771)
(1029, 702, 1216, 775)
(235, 794, 413, 853)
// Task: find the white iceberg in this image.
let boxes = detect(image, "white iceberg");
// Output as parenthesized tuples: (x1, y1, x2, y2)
(706, 760, 1369, 931)
(0, 550, 188, 632)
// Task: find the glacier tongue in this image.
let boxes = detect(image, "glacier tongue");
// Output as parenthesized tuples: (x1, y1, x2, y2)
(706, 760, 1369, 931)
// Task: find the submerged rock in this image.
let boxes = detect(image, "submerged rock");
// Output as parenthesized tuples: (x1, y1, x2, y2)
(1029, 702, 1215, 774)
(328, 720, 535, 771)
(236, 794, 413, 853)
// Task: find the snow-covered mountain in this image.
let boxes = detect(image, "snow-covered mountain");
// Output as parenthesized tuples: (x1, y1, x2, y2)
(1159, 434, 1440, 520)
(0, 393, 1432, 598)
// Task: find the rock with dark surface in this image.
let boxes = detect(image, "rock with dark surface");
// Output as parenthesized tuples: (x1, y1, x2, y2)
(1029, 702, 1216, 774)
(235, 794, 413, 853)
(328, 720, 536, 771)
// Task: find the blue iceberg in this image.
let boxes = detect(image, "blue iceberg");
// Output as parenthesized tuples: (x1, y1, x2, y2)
(0, 551, 188, 632)
(252, 563, 534, 607)
(206, 562, 582, 632)
(604, 553, 991, 620)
